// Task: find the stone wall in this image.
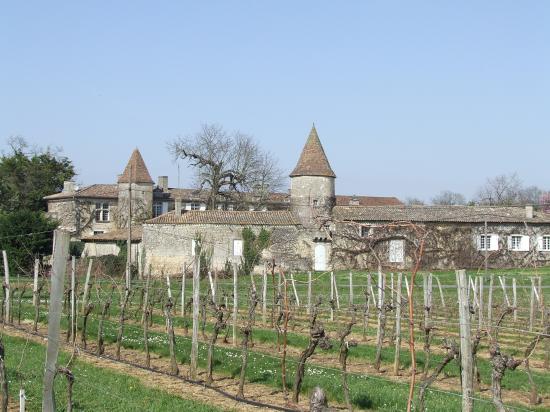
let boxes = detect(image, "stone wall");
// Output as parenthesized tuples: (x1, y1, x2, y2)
(142, 223, 309, 275)
(331, 221, 550, 270)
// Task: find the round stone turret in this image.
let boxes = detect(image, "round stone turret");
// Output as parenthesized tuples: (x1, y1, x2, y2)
(290, 125, 335, 228)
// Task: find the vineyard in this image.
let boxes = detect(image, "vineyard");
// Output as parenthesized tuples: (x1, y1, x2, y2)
(1, 237, 550, 411)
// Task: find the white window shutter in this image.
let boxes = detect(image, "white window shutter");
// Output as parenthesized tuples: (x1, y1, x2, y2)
(490, 234, 499, 251)
(191, 239, 196, 256)
(475, 235, 482, 250)
(537, 236, 543, 251)
(507, 236, 512, 250)
(185, 203, 192, 211)
(520, 235, 530, 252)
(233, 239, 243, 256)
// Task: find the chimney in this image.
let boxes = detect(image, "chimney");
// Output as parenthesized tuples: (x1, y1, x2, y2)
(525, 205, 534, 219)
(174, 198, 182, 215)
(158, 176, 168, 191)
(63, 181, 75, 193)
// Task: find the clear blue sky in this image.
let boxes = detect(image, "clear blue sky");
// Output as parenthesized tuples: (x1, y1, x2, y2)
(1, 1, 548, 201)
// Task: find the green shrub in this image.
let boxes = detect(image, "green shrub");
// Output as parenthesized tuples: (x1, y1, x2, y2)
(240, 227, 270, 276)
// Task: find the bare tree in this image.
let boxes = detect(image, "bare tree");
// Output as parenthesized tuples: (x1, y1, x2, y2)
(169, 123, 283, 210)
(476, 173, 523, 205)
(431, 190, 466, 205)
(405, 197, 425, 206)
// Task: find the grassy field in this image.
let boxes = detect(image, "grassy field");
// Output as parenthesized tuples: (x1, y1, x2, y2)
(6, 265, 550, 411)
(3, 333, 224, 411)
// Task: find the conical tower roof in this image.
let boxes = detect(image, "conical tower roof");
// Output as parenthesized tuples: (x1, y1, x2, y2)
(290, 125, 336, 178)
(118, 149, 154, 184)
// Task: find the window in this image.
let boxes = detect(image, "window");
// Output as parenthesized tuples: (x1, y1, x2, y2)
(152, 202, 162, 217)
(508, 235, 529, 251)
(477, 234, 499, 251)
(479, 235, 491, 251)
(540, 236, 550, 251)
(360, 226, 370, 237)
(93, 231, 104, 235)
(227, 204, 234, 211)
(95, 203, 109, 222)
(389, 240, 404, 263)
(233, 239, 243, 256)
(190, 202, 200, 210)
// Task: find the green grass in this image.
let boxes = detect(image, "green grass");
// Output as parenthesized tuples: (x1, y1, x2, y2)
(8, 266, 550, 411)
(3, 334, 224, 411)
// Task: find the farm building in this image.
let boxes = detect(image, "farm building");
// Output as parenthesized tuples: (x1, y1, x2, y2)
(45, 126, 550, 273)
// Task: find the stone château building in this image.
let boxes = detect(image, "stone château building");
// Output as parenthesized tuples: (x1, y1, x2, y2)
(45, 126, 550, 274)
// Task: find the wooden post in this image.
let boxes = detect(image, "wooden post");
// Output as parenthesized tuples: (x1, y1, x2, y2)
(390, 272, 394, 307)
(498, 276, 510, 307)
(306, 271, 312, 315)
(70, 257, 76, 344)
(190, 251, 201, 379)
(33, 259, 39, 307)
(529, 277, 536, 332)
(262, 266, 267, 323)
(232, 263, 238, 347)
(435, 276, 445, 308)
(19, 388, 25, 412)
(81, 259, 93, 313)
(126, 164, 133, 290)
(208, 271, 215, 301)
(349, 271, 354, 307)
(330, 271, 334, 321)
(166, 275, 172, 299)
(512, 278, 517, 322)
(538, 276, 544, 327)
(2, 251, 9, 324)
(478, 276, 484, 329)
(457, 269, 473, 412)
(333, 271, 340, 309)
(290, 273, 299, 307)
(180, 263, 186, 317)
(487, 274, 494, 331)
(374, 269, 386, 371)
(42, 230, 70, 412)
(393, 272, 402, 375)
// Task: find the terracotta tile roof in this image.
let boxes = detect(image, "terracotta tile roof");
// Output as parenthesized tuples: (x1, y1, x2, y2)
(335, 195, 402, 206)
(117, 149, 154, 184)
(290, 125, 336, 178)
(146, 210, 300, 226)
(333, 205, 550, 224)
(43, 184, 118, 200)
(154, 188, 291, 204)
(81, 226, 143, 242)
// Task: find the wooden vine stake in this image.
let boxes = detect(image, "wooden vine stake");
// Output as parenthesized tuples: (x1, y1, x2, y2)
(237, 287, 259, 398)
(457, 269, 473, 412)
(290, 273, 300, 307)
(393, 272, 403, 376)
(2, 251, 10, 324)
(232, 263, 238, 347)
(42, 229, 69, 412)
(262, 265, 267, 323)
(81, 258, 93, 313)
(33, 258, 40, 307)
(374, 268, 386, 371)
(190, 245, 201, 379)
(307, 271, 312, 315)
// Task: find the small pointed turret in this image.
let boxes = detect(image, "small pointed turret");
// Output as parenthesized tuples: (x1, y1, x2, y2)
(290, 124, 335, 178)
(118, 149, 154, 184)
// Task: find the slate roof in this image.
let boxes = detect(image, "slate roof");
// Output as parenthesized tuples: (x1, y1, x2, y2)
(335, 195, 403, 207)
(81, 226, 143, 242)
(146, 210, 300, 226)
(117, 149, 154, 184)
(290, 125, 336, 178)
(43, 184, 118, 200)
(333, 205, 550, 224)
